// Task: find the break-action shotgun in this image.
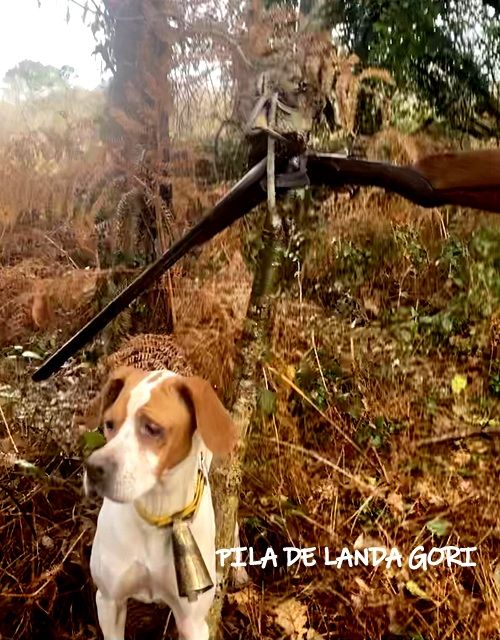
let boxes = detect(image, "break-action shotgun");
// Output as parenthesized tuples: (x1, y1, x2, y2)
(32, 147, 500, 381)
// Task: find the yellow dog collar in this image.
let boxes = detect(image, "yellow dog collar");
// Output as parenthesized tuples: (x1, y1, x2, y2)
(134, 460, 206, 528)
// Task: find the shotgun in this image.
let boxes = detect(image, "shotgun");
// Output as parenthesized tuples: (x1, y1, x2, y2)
(32, 148, 500, 381)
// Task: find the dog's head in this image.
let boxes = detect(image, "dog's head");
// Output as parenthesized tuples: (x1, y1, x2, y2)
(83, 366, 238, 503)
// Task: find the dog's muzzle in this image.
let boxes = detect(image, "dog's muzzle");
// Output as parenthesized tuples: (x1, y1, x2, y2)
(84, 456, 117, 496)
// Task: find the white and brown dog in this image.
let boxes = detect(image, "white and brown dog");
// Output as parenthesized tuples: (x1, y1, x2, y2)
(84, 365, 238, 640)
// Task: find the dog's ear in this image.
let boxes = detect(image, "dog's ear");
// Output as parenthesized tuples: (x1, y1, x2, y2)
(101, 365, 136, 410)
(84, 365, 138, 430)
(176, 377, 238, 455)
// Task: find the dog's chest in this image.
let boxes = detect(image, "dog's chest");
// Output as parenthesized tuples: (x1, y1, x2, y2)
(90, 491, 216, 605)
(115, 530, 178, 604)
(90, 500, 177, 601)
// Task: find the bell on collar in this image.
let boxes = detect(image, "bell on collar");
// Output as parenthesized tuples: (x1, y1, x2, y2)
(172, 519, 214, 602)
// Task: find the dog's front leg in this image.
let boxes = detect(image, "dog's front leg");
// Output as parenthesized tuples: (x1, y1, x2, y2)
(174, 615, 210, 640)
(96, 590, 127, 640)
(170, 594, 212, 640)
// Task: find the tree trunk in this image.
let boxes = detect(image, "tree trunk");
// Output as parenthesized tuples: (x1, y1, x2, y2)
(102, 0, 172, 165)
(208, 123, 284, 637)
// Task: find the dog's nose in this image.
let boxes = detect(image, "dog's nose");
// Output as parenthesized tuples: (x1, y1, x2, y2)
(85, 460, 106, 485)
(85, 458, 116, 489)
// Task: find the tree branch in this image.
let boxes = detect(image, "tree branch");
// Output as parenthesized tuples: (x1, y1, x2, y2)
(417, 427, 500, 447)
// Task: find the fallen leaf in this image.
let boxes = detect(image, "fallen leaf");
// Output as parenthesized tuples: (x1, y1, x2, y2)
(229, 585, 260, 617)
(258, 389, 276, 416)
(306, 629, 325, 639)
(274, 597, 308, 639)
(285, 364, 296, 381)
(406, 579, 432, 600)
(81, 430, 106, 456)
(451, 373, 467, 395)
(353, 533, 384, 549)
(387, 491, 405, 514)
(21, 350, 42, 360)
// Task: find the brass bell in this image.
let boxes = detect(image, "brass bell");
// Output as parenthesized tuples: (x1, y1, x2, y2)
(172, 519, 214, 602)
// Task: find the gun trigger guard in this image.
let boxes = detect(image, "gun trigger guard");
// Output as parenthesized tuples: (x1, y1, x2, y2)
(260, 155, 309, 191)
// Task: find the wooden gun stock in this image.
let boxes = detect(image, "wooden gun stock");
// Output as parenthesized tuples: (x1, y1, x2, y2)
(308, 149, 500, 213)
(411, 149, 500, 213)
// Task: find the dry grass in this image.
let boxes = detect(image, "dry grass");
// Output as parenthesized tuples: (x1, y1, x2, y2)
(172, 226, 252, 400)
(220, 157, 500, 638)
(0, 453, 97, 640)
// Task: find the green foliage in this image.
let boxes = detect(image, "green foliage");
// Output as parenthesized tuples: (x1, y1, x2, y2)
(13, 459, 48, 479)
(396, 226, 500, 351)
(3, 60, 75, 101)
(306, 227, 422, 312)
(258, 388, 277, 416)
(320, 0, 500, 136)
(354, 494, 395, 527)
(389, 91, 435, 133)
(81, 430, 106, 457)
(356, 416, 405, 449)
(2, 344, 46, 361)
(294, 350, 365, 432)
(489, 365, 500, 397)
(451, 373, 468, 395)
(425, 516, 452, 537)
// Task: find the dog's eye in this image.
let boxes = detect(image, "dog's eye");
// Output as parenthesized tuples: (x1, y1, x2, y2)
(104, 421, 114, 433)
(142, 422, 163, 438)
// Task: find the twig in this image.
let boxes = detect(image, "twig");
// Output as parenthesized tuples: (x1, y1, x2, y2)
(296, 259, 303, 320)
(67, 0, 99, 15)
(251, 435, 375, 493)
(0, 404, 18, 454)
(140, 3, 253, 69)
(42, 234, 79, 269)
(161, 610, 173, 639)
(416, 427, 500, 447)
(0, 529, 86, 599)
(412, 494, 477, 525)
(166, 271, 176, 330)
(311, 329, 329, 398)
(283, 508, 337, 535)
(0, 483, 37, 539)
(266, 365, 376, 467)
